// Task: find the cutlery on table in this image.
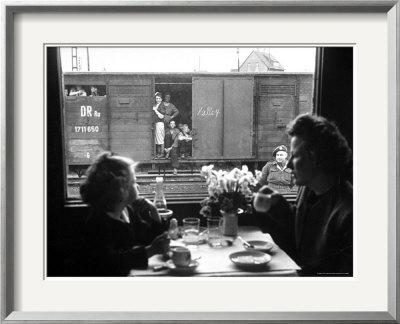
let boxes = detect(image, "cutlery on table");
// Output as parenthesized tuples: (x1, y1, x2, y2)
(237, 236, 255, 249)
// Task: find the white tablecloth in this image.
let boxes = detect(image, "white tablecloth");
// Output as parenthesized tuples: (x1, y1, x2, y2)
(130, 226, 300, 277)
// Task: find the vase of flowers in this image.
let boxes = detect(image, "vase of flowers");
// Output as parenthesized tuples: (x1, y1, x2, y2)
(220, 208, 243, 236)
(199, 165, 261, 236)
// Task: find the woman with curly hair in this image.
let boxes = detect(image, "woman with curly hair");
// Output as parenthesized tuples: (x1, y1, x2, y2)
(255, 114, 353, 276)
(80, 152, 170, 276)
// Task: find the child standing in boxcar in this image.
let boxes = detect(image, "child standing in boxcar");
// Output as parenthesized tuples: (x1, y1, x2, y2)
(153, 92, 165, 159)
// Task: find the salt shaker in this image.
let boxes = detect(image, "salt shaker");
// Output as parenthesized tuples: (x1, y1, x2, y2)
(168, 218, 179, 240)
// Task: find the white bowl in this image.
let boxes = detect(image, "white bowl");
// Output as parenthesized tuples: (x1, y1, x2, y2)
(243, 240, 274, 253)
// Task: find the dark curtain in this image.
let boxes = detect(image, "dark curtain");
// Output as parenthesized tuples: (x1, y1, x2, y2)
(314, 47, 353, 150)
(314, 47, 353, 182)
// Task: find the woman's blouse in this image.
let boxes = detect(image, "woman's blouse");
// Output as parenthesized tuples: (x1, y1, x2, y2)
(82, 198, 166, 276)
(154, 103, 164, 123)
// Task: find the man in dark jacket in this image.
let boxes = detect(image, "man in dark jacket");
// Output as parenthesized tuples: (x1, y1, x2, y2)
(160, 92, 179, 129)
(255, 114, 353, 276)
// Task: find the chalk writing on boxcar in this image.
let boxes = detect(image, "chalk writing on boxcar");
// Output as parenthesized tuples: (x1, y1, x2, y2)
(197, 106, 220, 118)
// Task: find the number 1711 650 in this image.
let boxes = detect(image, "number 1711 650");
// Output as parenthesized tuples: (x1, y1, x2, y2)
(74, 126, 99, 133)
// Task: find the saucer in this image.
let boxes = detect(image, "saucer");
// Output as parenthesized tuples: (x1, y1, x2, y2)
(229, 250, 272, 270)
(243, 240, 274, 253)
(166, 260, 199, 275)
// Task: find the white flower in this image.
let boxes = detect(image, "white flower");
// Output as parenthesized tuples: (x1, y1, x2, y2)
(229, 168, 242, 180)
(208, 177, 220, 196)
(219, 177, 227, 192)
(201, 165, 216, 184)
(201, 164, 261, 197)
(225, 175, 237, 192)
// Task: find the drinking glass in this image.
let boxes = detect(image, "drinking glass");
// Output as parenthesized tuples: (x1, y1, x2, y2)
(207, 217, 223, 248)
(253, 192, 273, 213)
(182, 218, 200, 246)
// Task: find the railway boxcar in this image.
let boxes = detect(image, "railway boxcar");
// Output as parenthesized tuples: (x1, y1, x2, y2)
(63, 72, 313, 172)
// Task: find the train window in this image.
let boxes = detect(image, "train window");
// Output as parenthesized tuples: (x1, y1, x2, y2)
(62, 72, 314, 201)
(65, 85, 106, 97)
(66, 85, 88, 96)
(59, 48, 316, 202)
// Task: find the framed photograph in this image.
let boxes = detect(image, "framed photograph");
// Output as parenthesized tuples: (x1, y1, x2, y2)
(1, 0, 399, 323)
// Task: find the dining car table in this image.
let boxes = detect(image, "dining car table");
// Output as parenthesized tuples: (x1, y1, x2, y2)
(129, 226, 300, 277)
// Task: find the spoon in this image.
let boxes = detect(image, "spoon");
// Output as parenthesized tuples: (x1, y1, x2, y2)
(237, 236, 255, 249)
(152, 256, 202, 271)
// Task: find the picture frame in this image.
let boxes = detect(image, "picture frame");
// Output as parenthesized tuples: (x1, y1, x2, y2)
(1, 0, 399, 323)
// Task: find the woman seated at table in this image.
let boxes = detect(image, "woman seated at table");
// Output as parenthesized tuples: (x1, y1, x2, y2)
(255, 114, 353, 276)
(80, 152, 170, 276)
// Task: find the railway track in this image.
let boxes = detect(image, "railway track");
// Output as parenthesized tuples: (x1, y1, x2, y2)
(67, 171, 209, 204)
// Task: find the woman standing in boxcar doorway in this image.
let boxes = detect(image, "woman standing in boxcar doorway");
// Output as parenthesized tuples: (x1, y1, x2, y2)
(153, 92, 165, 159)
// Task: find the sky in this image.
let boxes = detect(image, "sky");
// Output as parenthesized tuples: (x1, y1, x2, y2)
(60, 47, 316, 73)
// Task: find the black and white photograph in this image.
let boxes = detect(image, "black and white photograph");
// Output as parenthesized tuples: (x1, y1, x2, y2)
(3, 1, 399, 322)
(47, 46, 353, 278)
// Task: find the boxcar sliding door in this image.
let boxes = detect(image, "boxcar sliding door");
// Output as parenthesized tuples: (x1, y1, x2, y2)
(223, 78, 254, 158)
(256, 75, 301, 159)
(192, 76, 254, 159)
(108, 76, 154, 161)
(191, 77, 224, 158)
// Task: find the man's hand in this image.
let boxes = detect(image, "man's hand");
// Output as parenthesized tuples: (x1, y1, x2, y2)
(146, 233, 170, 258)
(132, 198, 161, 224)
(254, 185, 281, 213)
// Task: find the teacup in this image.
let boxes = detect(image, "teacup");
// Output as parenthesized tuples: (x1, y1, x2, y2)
(253, 192, 273, 213)
(170, 246, 191, 267)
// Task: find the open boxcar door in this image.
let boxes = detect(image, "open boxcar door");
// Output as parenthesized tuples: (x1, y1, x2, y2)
(192, 76, 254, 159)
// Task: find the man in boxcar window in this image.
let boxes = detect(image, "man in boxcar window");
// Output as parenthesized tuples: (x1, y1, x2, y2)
(161, 92, 179, 129)
(68, 87, 76, 96)
(69, 85, 87, 96)
(90, 86, 98, 96)
(257, 145, 297, 193)
(254, 114, 353, 276)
